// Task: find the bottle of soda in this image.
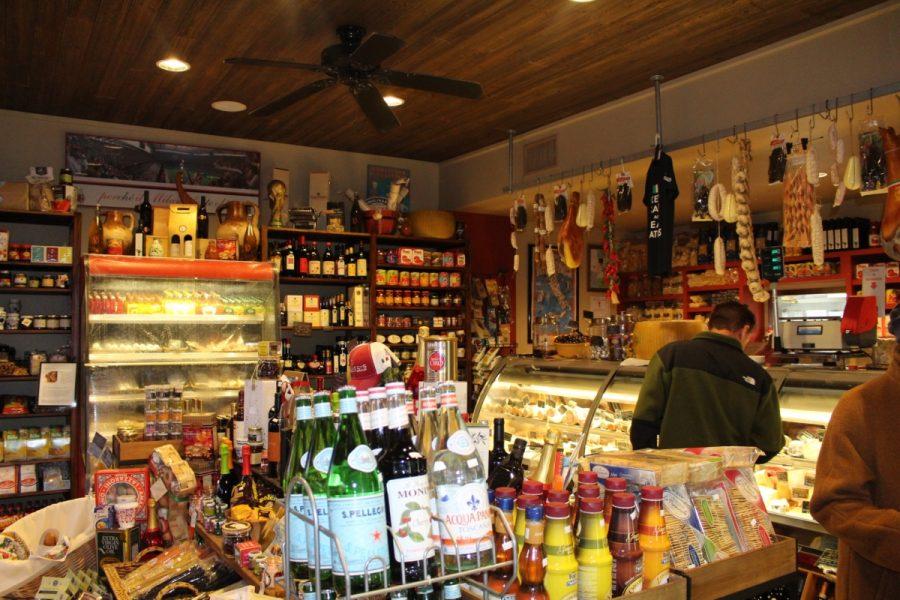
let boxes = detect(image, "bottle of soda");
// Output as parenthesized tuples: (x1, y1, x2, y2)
(608, 492, 643, 595)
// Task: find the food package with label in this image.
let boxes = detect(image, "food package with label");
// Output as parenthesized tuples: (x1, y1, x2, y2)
(94, 467, 151, 523)
(680, 445, 762, 468)
(687, 479, 744, 561)
(721, 467, 775, 551)
(0, 465, 17, 496)
(662, 483, 710, 570)
(643, 449, 724, 483)
(582, 449, 694, 490)
(150, 444, 197, 497)
(3, 429, 26, 461)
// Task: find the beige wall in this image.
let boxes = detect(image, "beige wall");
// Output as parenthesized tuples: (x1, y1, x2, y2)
(0, 108, 440, 248)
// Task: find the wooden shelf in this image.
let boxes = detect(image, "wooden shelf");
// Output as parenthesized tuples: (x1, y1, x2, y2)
(0, 287, 71, 295)
(0, 329, 71, 335)
(377, 326, 456, 331)
(687, 284, 741, 292)
(377, 305, 464, 312)
(0, 489, 70, 499)
(0, 410, 70, 419)
(378, 285, 464, 292)
(620, 294, 681, 303)
(0, 457, 70, 467)
(0, 209, 75, 225)
(0, 261, 73, 271)
(376, 263, 464, 272)
(777, 274, 845, 285)
(852, 276, 900, 285)
(265, 227, 371, 241)
(281, 326, 369, 332)
(376, 234, 466, 248)
(280, 276, 366, 286)
(685, 306, 714, 313)
(0, 376, 38, 382)
(195, 526, 282, 594)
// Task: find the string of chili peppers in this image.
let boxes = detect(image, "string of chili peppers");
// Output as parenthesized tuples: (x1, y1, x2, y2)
(599, 188, 620, 304)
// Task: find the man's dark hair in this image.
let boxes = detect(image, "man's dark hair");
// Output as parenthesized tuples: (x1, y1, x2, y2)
(708, 301, 755, 332)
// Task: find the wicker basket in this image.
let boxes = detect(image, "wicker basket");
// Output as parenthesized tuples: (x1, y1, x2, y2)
(102, 547, 199, 600)
(408, 210, 456, 239)
(5, 536, 97, 599)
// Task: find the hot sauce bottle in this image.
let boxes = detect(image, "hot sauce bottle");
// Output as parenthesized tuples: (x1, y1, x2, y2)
(638, 486, 670, 588)
(608, 492, 643, 595)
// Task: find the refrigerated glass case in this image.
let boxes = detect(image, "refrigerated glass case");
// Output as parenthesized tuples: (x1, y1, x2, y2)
(472, 356, 882, 532)
(81, 256, 278, 466)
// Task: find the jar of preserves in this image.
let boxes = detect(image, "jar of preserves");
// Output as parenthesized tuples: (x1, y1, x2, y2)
(375, 269, 387, 285)
(376, 289, 386, 306)
(20, 244, 31, 261)
(421, 291, 430, 306)
(410, 271, 420, 287)
(0, 271, 11, 287)
(456, 252, 467, 267)
(411, 291, 421, 306)
(47, 315, 61, 329)
(59, 314, 71, 329)
(27, 277, 40, 288)
(399, 270, 410, 287)
(13, 272, 27, 287)
(403, 290, 412, 306)
(41, 274, 55, 288)
(439, 271, 450, 288)
(429, 272, 440, 287)
(452, 293, 462, 307)
(384, 290, 394, 306)
(29, 351, 47, 376)
(387, 269, 399, 286)
(8, 244, 20, 262)
(377, 313, 387, 327)
(430, 293, 440, 307)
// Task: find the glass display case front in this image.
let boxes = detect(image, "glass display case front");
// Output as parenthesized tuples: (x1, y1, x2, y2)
(82, 256, 278, 452)
(473, 356, 881, 532)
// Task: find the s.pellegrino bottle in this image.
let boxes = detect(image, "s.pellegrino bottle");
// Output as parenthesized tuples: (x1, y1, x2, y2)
(304, 391, 336, 583)
(379, 382, 432, 584)
(327, 387, 389, 595)
(429, 412, 493, 572)
(285, 392, 314, 581)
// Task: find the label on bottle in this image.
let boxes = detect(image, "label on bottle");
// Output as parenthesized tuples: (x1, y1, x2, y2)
(435, 482, 492, 554)
(578, 563, 612, 600)
(288, 494, 309, 562)
(309, 261, 321, 276)
(386, 475, 433, 562)
(357, 258, 367, 277)
(445, 430, 475, 456)
(348, 263, 356, 277)
(370, 407, 388, 430)
(323, 261, 335, 275)
(268, 433, 281, 463)
(313, 447, 333, 474)
(388, 405, 407, 430)
(304, 493, 332, 569)
(347, 445, 378, 473)
(296, 405, 312, 421)
(328, 493, 389, 576)
(300, 451, 310, 470)
(286, 255, 296, 271)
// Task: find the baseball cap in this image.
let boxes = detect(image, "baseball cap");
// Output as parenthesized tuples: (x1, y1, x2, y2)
(348, 342, 398, 391)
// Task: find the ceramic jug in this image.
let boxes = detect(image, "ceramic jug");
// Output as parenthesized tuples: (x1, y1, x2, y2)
(217, 201, 258, 248)
(101, 210, 134, 255)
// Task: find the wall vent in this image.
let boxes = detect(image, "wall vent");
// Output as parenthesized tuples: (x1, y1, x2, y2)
(523, 135, 557, 174)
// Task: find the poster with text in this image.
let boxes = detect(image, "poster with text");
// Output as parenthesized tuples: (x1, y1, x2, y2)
(38, 363, 77, 407)
(366, 165, 411, 213)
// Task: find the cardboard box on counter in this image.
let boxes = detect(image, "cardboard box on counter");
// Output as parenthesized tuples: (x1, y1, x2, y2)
(96, 526, 140, 565)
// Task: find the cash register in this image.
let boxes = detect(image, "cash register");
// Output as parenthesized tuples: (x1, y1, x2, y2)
(778, 293, 877, 352)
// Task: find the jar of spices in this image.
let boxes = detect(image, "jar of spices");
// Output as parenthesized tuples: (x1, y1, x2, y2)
(8, 244, 20, 262)
(33, 315, 47, 329)
(375, 269, 386, 285)
(13, 272, 27, 287)
(249, 441, 263, 466)
(59, 314, 71, 329)
(247, 426, 264, 444)
(403, 290, 412, 306)
(41, 274, 55, 288)
(27, 277, 40, 288)
(453, 294, 462, 307)
(430, 293, 440, 307)
(222, 521, 251, 555)
(0, 271, 10, 287)
(377, 313, 387, 327)
(28, 351, 47, 376)
(20, 244, 31, 262)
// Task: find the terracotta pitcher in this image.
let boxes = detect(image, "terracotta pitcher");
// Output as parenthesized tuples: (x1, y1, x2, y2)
(217, 201, 258, 248)
(101, 210, 134, 255)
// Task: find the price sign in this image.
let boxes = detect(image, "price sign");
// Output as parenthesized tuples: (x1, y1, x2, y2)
(293, 322, 313, 337)
(761, 246, 784, 282)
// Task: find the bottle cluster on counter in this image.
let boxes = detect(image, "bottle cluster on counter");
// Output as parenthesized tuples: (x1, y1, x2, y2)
(273, 236, 369, 279)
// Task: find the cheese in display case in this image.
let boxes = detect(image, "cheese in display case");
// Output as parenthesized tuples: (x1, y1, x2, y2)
(472, 355, 882, 533)
(81, 256, 279, 467)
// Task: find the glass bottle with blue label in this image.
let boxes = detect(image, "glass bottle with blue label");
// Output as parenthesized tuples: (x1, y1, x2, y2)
(327, 386, 389, 595)
(304, 390, 336, 582)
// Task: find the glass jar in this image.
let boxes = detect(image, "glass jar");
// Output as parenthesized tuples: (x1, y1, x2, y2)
(19, 314, 33, 329)
(387, 269, 399, 286)
(456, 252, 466, 267)
(421, 291, 430, 306)
(376, 289, 386, 306)
(399, 270, 410, 287)
(410, 271, 420, 287)
(401, 290, 410, 306)
(13, 272, 27, 287)
(222, 521, 251, 555)
(377, 313, 387, 327)
(20, 244, 31, 262)
(33, 315, 47, 329)
(27, 277, 40, 288)
(248, 426, 264, 444)
(452, 294, 462, 307)
(28, 351, 47, 376)
(249, 441, 263, 466)
(430, 293, 440, 307)
(375, 269, 386, 285)
(0, 271, 10, 287)
(41, 274, 55, 288)
(8, 245, 20, 262)
(56, 273, 69, 288)
(412, 291, 421, 306)
(429, 272, 440, 287)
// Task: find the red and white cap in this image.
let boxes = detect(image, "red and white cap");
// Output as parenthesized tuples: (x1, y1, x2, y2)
(348, 342, 398, 391)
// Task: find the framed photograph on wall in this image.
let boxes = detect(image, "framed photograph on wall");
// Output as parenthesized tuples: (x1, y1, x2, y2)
(527, 244, 578, 343)
(366, 165, 410, 212)
(587, 244, 608, 291)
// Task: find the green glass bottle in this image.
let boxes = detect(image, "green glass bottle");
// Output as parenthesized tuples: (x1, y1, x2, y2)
(305, 390, 336, 583)
(285, 392, 314, 581)
(327, 386, 389, 595)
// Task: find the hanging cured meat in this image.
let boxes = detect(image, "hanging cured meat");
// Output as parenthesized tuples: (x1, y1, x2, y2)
(879, 127, 900, 260)
(559, 190, 586, 268)
(782, 155, 815, 252)
(733, 138, 769, 303)
(599, 189, 620, 304)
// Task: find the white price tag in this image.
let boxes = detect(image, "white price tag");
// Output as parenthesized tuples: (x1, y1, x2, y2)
(150, 477, 168, 501)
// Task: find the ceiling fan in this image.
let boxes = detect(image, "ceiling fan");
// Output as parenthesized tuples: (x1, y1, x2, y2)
(225, 25, 484, 132)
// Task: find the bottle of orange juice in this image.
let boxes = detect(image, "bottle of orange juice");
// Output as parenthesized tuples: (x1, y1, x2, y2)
(638, 486, 671, 588)
(543, 502, 578, 600)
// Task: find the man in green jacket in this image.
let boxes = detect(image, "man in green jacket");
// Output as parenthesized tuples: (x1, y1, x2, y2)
(630, 301, 784, 462)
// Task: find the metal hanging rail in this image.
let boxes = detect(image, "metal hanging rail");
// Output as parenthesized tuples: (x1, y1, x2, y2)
(503, 80, 900, 193)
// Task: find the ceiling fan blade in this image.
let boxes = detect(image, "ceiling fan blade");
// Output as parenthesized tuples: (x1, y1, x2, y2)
(351, 82, 400, 132)
(379, 69, 483, 99)
(349, 33, 404, 67)
(249, 79, 336, 117)
(225, 57, 327, 73)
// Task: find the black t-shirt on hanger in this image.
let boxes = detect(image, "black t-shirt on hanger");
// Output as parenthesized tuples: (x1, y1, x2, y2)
(643, 148, 679, 276)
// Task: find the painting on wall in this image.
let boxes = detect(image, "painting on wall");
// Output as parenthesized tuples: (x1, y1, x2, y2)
(527, 244, 578, 343)
(366, 165, 411, 213)
(587, 244, 608, 291)
(65, 133, 260, 209)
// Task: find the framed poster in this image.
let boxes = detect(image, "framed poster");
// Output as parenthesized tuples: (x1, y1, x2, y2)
(587, 244, 608, 291)
(366, 165, 410, 213)
(527, 244, 578, 343)
(65, 133, 260, 210)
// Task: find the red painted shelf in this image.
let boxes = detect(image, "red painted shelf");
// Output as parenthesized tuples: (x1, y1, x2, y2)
(620, 294, 682, 303)
(686, 284, 741, 292)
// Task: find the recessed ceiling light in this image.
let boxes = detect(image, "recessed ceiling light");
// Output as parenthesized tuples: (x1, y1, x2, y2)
(818, 172, 828, 178)
(156, 57, 191, 72)
(383, 95, 405, 107)
(211, 100, 248, 112)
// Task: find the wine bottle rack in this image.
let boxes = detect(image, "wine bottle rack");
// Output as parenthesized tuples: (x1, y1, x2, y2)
(283, 474, 517, 600)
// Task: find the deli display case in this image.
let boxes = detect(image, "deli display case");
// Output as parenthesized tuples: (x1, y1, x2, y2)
(472, 355, 883, 532)
(81, 256, 279, 464)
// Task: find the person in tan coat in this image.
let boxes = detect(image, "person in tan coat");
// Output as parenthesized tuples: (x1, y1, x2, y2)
(810, 306, 900, 599)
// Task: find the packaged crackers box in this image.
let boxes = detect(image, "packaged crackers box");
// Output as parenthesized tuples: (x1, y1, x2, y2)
(688, 479, 745, 560)
(94, 467, 151, 523)
(399, 247, 415, 265)
(0, 465, 16, 496)
(722, 467, 775, 552)
(19, 464, 37, 493)
(0, 229, 8, 261)
(662, 483, 711, 570)
(641, 449, 724, 483)
(582, 450, 692, 490)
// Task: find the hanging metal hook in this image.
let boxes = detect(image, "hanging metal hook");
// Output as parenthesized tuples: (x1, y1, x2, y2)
(846, 92, 855, 122)
(808, 104, 816, 132)
(817, 99, 831, 121)
(726, 124, 739, 144)
(742, 123, 748, 141)
(698, 133, 707, 158)
(831, 97, 840, 123)
(773, 113, 780, 137)
(866, 87, 874, 116)
(793, 108, 800, 134)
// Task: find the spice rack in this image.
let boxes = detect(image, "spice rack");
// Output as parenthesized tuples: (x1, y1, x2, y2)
(261, 227, 472, 400)
(0, 208, 81, 500)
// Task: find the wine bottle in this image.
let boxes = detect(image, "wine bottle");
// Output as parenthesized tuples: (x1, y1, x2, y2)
(346, 245, 357, 277)
(357, 245, 368, 277)
(487, 438, 527, 492)
(267, 390, 281, 478)
(304, 391, 337, 583)
(416, 385, 440, 467)
(531, 431, 560, 490)
(327, 386, 389, 595)
(140, 498, 165, 558)
(488, 418, 509, 478)
(231, 443, 259, 507)
(336, 244, 346, 276)
(197, 195, 209, 238)
(379, 383, 432, 584)
(429, 411, 493, 572)
(322, 242, 335, 275)
(215, 441, 236, 504)
(285, 393, 314, 580)
(298, 236, 309, 275)
(283, 241, 296, 275)
(308, 241, 321, 276)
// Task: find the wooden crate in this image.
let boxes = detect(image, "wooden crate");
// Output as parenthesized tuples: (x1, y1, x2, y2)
(673, 537, 797, 600)
(113, 434, 183, 463)
(461, 574, 686, 600)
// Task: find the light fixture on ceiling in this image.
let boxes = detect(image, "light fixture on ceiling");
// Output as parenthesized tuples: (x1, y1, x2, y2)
(570, 0, 597, 3)
(383, 95, 405, 107)
(156, 57, 191, 72)
(211, 100, 248, 112)
(818, 172, 829, 178)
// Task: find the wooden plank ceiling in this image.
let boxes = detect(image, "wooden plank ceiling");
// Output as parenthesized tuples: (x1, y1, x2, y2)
(0, 0, 880, 162)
